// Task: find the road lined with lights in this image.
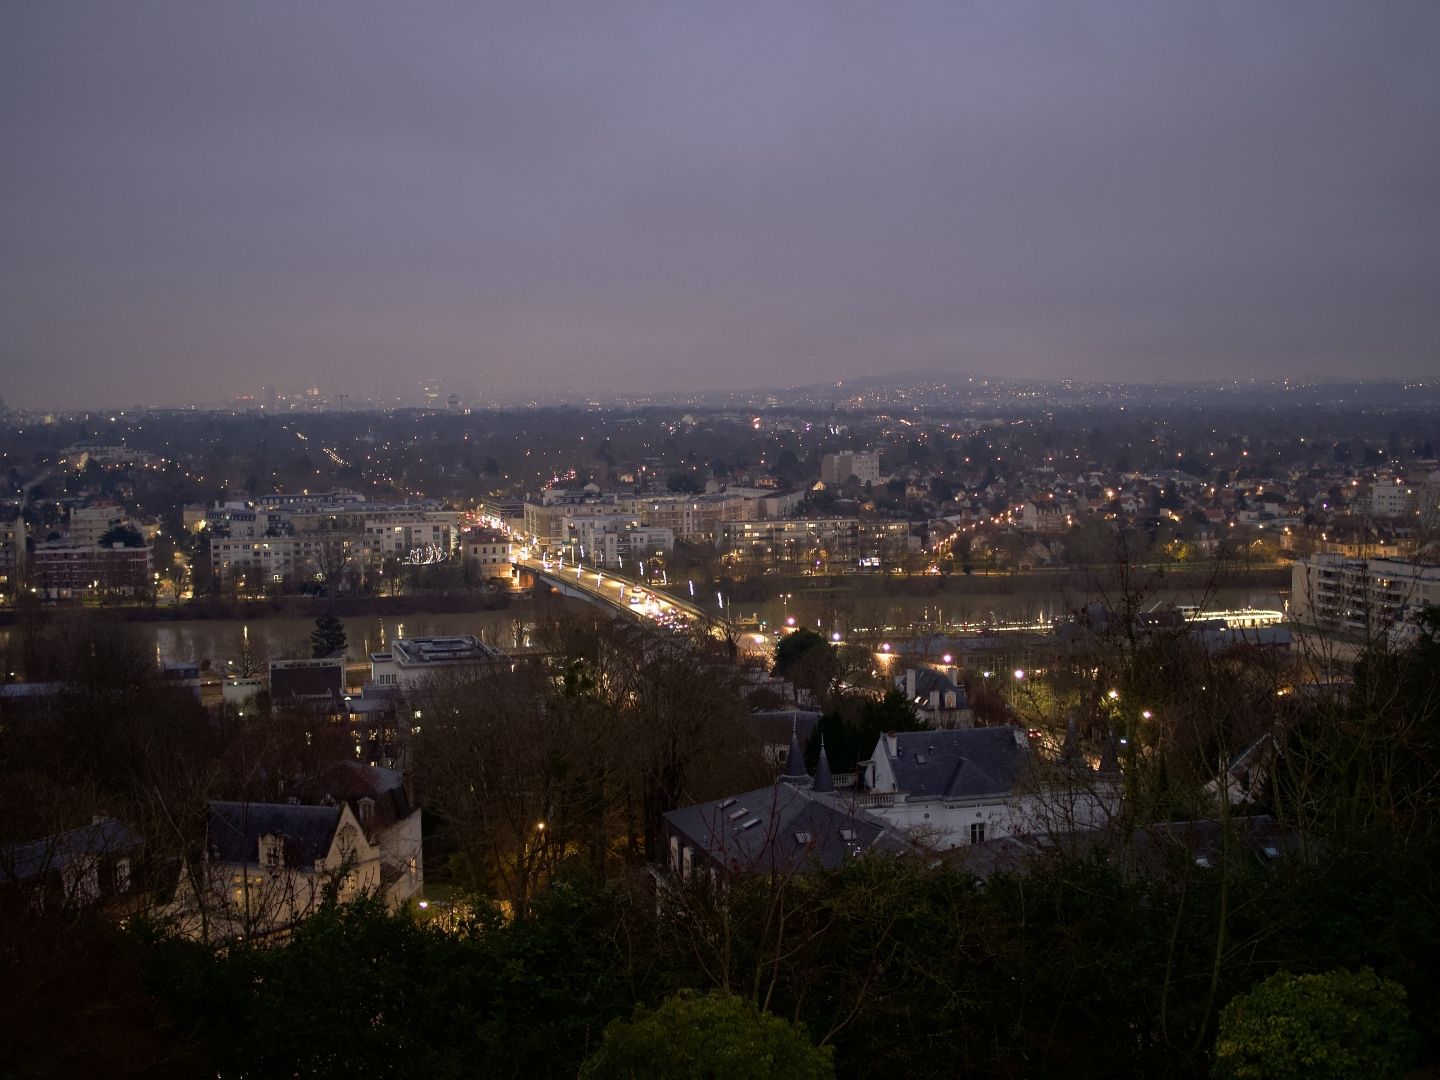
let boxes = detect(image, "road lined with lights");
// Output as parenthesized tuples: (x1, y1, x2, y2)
(518, 555, 731, 638)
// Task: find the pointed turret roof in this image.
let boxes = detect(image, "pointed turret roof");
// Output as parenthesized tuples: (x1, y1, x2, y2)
(812, 737, 835, 794)
(781, 718, 809, 781)
(1059, 717, 1083, 764)
(1099, 729, 1121, 774)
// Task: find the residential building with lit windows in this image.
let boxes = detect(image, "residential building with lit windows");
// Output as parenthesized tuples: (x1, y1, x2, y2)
(0, 512, 24, 592)
(460, 527, 514, 579)
(1291, 553, 1440, 641)
(30, 540, 152, 600)
(715, 518, 912, 570)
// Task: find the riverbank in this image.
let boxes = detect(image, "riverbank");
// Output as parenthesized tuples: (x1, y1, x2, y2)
(0, 588, 516, 627)
(704, 565, 1290, 603)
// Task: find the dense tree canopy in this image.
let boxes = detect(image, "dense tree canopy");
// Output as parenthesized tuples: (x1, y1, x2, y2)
(1213, 969, 1416, 1080)
(580, 990, 833, 1080)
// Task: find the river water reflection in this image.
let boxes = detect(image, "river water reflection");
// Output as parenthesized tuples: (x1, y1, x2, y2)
(3, 581, 1288, 671)
(7, 608, 551, 670)
(732, 583, 1288, 638)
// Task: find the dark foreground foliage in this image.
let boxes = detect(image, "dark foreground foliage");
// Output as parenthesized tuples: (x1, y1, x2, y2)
(3, 830, 1434, 1080)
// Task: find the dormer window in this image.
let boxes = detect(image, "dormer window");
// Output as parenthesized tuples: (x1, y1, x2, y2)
(261, 834, 283, 867)
(357, 797, 375, 828)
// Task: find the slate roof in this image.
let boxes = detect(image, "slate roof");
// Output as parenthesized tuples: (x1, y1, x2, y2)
(207, 801, 341, 867)
(882, 727, 1030, 800)
(0, 681, 66, 700)
(301, 762, 414, 834)
(900, 667, 970, 709)
(1, 817, 142, 883)
(664, 783, 908, 874)
(939, 816, 1303, 882)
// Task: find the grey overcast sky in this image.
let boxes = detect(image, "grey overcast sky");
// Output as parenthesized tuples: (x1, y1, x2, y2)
(2, 2, 1438, 407)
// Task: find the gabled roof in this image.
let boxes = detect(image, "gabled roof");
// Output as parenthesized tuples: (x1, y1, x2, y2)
(898, 667, 969, 709)
(664, 784, 907, 873)
(1, 818, 141, 883)
(882, 727, 1030, 800)
(207, 801, 341, 867)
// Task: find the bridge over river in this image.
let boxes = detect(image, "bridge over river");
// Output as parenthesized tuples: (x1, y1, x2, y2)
(519, 557, 733, 638)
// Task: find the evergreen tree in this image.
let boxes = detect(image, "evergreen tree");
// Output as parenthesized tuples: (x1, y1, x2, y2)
(311, 614, 347, 658)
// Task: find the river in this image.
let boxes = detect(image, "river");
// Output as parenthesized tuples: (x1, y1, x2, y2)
(730, 583, 1289, 638)
(2, 580, 1288, 672)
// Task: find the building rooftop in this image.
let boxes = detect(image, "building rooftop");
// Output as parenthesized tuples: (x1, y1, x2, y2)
(1, 817, 142, 884)
(206, 801, 341, 867)
(388, 635, 504, 667)
(878, 727, 1031, 801)
(665, 783, 908, 874)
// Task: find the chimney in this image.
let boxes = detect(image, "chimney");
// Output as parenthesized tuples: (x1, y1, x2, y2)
(905, 669, 916, 699)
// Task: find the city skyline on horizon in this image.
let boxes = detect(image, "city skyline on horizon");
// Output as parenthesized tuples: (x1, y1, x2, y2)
(8, 367, 1440, 415)
(3, 3, 1438, 410)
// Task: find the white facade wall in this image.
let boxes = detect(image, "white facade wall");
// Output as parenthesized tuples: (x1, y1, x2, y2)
(821, 451, 881, 486)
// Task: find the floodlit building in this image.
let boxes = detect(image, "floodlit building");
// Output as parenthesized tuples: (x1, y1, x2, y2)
(461, 527, 515, 579)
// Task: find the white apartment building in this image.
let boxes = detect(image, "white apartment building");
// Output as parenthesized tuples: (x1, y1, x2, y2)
(716, 518, 912, 569)
(564, 514, 673, 569)
(210, 534, 359, 584)
(362, 519, 457, 564)
(523, 491, 615, 550)
(1369, 481, 1417, 519)
(68, 503, 130, 545)
(821, 451, 881, 487)
(1291, 553, 1440, 641)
